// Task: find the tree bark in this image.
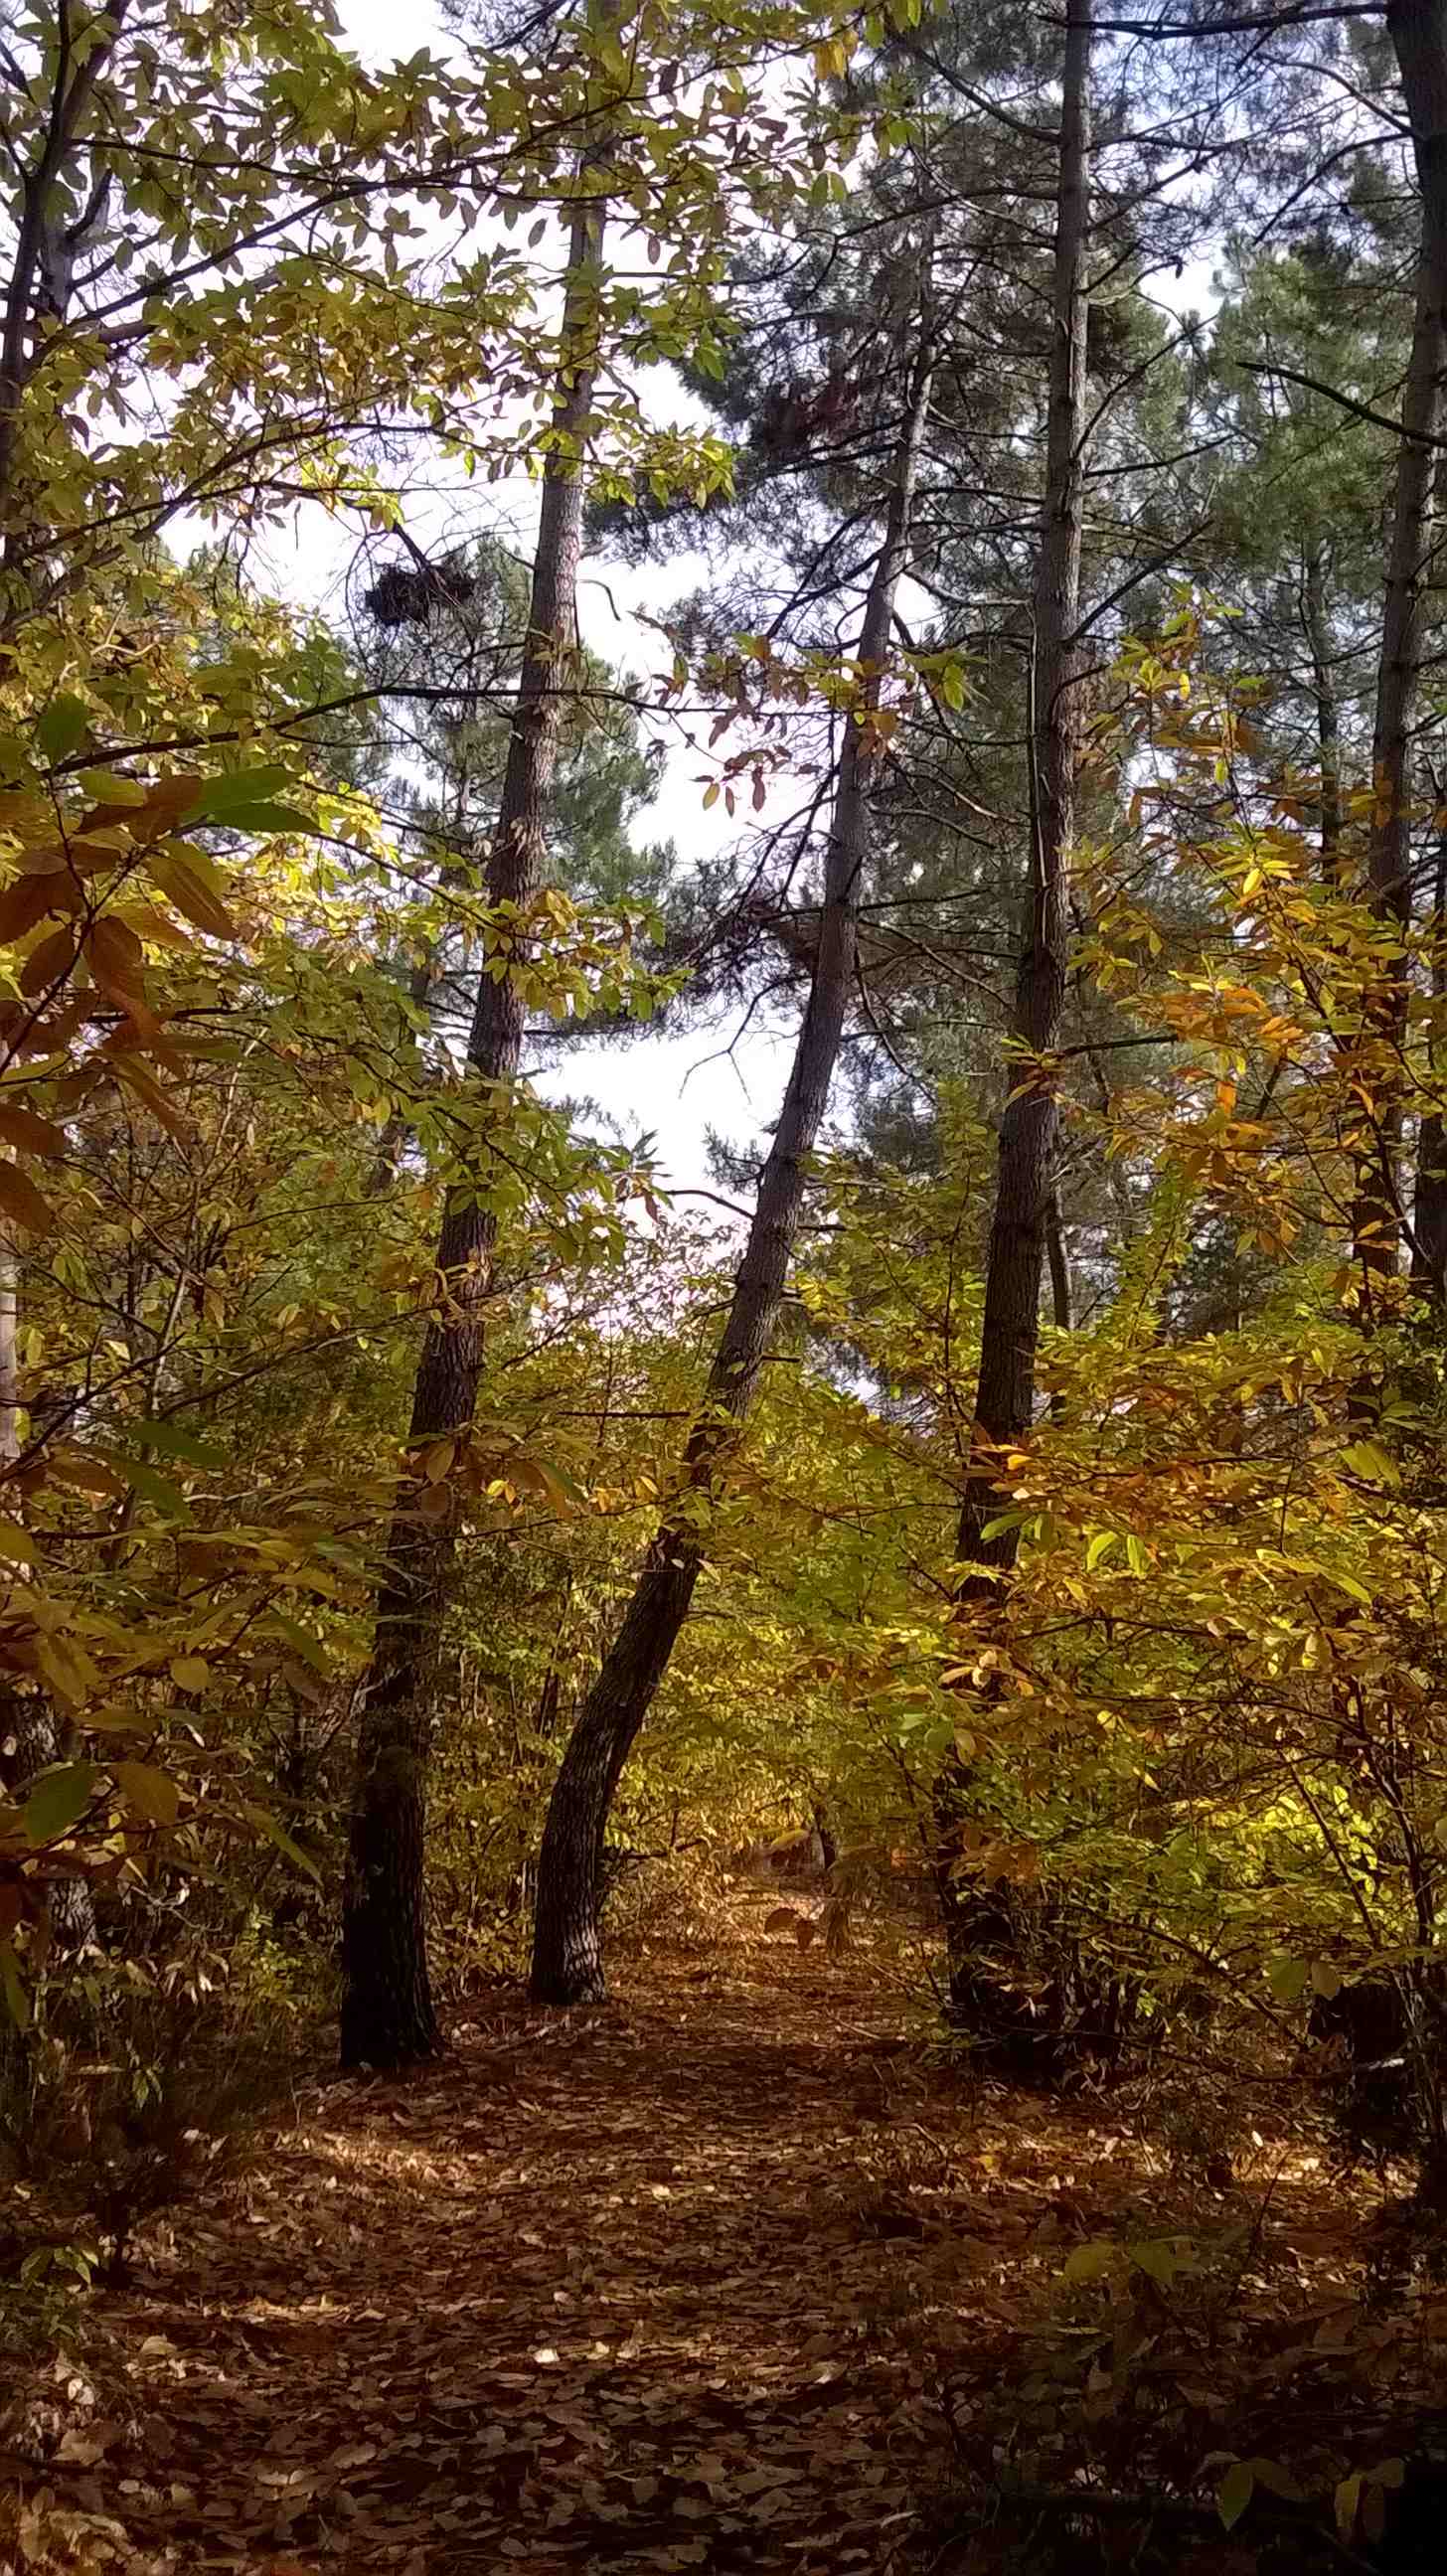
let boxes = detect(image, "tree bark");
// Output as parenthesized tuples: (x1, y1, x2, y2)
(936, 0, 1091, 2024)
(955, 0, 1090, 1582)
(1353, 0, 1447, 1304)
(529, 326, 937, 2009)
(1413, 837, 1447, 1302)
(339, 180, 607, 2070)
(0, 1253, 94, 1953)
(0, 0, 126, 534)
(1302, 547, 1341, 869)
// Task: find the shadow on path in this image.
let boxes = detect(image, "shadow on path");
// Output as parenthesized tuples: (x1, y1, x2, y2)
(53, 1928, 965, 2573)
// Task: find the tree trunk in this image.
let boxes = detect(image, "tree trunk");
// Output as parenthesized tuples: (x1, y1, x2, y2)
(0, 1216, 94, 1952)
(340, 181, 607, 2070)
(1302, 547, 1342, 869)
(1353, 0, 1447, 1306)
(0, 2, 125, 535)
(1413, 837, 1447, 1302)
(529, 327, 937, 2009)
(954, 0, 1090, 1582)
(936, 0, 1091, 2023)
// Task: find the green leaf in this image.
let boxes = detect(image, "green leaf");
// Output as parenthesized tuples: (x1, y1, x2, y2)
(1250, 2458, 1305, 2503)
(241, 1799, 320, 1881)
(209, 800, 312, 834)
(1085, 1530, 1119, 1571)
(193, 764, 292, 818)
(23, 1761, 95, 1846)
(1268, 1955, 1309, 2005)
(1218, 2461, 1254, 2532)
(111, 1760, 180, 1828)
(135, 1417, 227, 1470)
(262, 1610, 329, 1674)
(1339, 1438, 1399, 1487)
(36, 694, 90, 762)
(120, 1457, 189, 1517)
(1129, 2236, 1187, 2287)
(76, 769, 147, 806)
(1061, 2240, 1116, 2284)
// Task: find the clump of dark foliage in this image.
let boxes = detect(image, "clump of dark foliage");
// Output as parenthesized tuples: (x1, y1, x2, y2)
(364, 545, 481, 628)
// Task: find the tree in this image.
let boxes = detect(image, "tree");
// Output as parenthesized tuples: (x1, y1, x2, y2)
(928, 0, 1093, 2027)
(339, 157, 615, 2066)
(530, 280, 938, 2006)
(1352, 0, 1447, 1307)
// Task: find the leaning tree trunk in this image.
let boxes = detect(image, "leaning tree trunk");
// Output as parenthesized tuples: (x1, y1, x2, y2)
(340, 181, 607, 2070)
(529, 332, 937, 2008)
(935, 0, 1091, 2033)
(1353, 0, 1447, 1311)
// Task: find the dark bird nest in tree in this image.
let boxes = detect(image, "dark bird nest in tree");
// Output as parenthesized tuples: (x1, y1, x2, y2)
(363, 547, 479, 629)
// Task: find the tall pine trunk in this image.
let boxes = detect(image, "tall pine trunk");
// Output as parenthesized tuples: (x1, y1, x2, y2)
(1413, 840, 1447, 1303)
(1354, 0, 1447, 1308)
(340, 182, 606, 2069)
(529, 331, 936, 2008)
(935, 0, 1091, 2030)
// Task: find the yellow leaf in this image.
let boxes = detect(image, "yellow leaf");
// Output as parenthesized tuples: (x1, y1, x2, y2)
(147, 844, 237, 939)
(112, 1760, 180, 1827)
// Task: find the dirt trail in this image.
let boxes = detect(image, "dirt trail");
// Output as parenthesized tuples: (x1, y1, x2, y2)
(52, 1931, 978, 2574)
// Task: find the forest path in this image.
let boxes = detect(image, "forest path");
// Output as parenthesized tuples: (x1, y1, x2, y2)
(67, 1917, 1018, 2575)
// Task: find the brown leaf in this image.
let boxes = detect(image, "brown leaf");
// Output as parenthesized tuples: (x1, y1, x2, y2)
(0, 1104, 65, 1158)
(84, 914, 147, 1008)
(0, 1158, 54, 1233)
(0, 873, 68, 944)
(17, 922, 78, 998)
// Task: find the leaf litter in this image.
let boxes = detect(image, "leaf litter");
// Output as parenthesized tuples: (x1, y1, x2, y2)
(4, 1907, 1441, 2572)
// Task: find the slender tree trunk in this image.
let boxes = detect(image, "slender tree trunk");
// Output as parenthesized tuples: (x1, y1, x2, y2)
(529, 331, 937, 2008)
(0, 1221, 93, 1951)
(1413, 837, 1447, 1302)
(1353, 0, 1447, 1306)
(936, 0, 1091, 2026)
(955, 0, 1090, 1582)
(0, 1, 125, 540)
(340, 183, 607, 2070)
(1302, 548, 1342, 869)
(1045, 1190, 1072, 1419)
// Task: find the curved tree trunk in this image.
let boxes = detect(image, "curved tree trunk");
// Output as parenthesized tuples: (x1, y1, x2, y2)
(936, 0, 1091, 2027)
(340, 181, 607, 2070)
(529, 324, 937, 2009)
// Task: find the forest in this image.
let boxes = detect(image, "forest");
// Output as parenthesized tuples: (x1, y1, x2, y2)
(1, 0, 1447, 2564)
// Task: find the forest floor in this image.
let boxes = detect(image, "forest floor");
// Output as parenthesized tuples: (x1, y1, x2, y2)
(5, 1898, 1445, 2575)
